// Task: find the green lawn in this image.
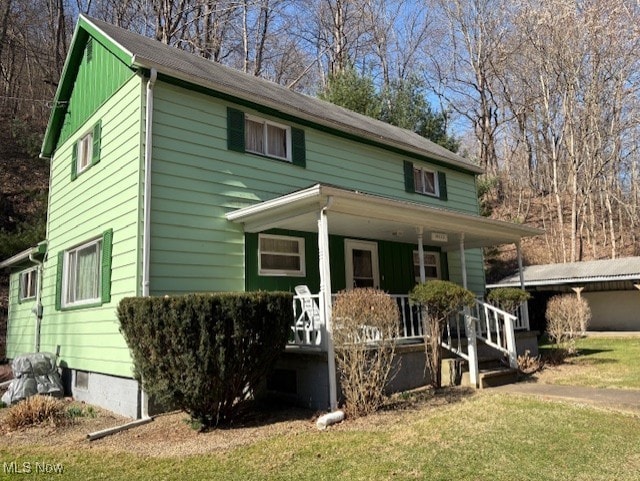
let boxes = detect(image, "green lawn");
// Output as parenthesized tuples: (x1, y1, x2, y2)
(2, 393, 640, 481)
(538, 336, 640, 389)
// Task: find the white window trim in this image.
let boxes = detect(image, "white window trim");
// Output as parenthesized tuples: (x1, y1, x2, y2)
(245, 114, 292, 162)
(62, 237, 102, 308)
(19, 267, 38, 301)
(258, 234, 305, 277)
(413, 250, 441, 282)
(414, 165, 439, 197)
(77, 130, 93, 174)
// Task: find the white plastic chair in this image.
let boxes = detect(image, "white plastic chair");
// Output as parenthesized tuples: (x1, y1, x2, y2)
(293, 285, 323, 346)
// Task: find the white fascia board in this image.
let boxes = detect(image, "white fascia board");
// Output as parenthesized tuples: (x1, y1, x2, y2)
(487, 275, 640, 289)
(225, 185, 322, 222)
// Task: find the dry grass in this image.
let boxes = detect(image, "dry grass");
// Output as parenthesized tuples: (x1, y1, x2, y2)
(5, 395, 67, 429)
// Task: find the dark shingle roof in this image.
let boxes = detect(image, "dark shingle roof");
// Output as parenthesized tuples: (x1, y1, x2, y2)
(84, 15, 481, 173)
(488, 257, 640, 288)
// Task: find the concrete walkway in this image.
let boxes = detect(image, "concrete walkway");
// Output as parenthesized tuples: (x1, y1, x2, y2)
(494, 382, 640, 414)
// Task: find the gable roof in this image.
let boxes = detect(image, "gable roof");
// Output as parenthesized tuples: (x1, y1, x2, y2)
(487, 257, 640, 288)
(42, 15, 482, 174)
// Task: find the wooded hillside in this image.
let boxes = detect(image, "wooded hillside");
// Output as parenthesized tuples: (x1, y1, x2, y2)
(1, 0, 638, 295)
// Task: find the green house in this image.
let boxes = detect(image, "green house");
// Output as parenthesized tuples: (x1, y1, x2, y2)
(1, 16, 541, 417)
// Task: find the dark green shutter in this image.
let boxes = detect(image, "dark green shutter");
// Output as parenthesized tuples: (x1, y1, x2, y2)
(55, 251, 64, 310)
(403, 161, 414, 192)
(291, 128, 306, 168)
(17, 274, 23, 304)
(92, 120, 102, 165)
(101, 229, 113, 304)
(227, 107, 245, 152)
(71, 143, 78, 181)
(438, 171, 448, 201)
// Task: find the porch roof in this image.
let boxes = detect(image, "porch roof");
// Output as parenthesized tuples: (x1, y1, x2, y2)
(225, 184, 543, 251)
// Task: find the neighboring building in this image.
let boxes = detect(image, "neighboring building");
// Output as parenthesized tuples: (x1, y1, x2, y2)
(1, 16, 541, 417)
(488, 257, 640, 331)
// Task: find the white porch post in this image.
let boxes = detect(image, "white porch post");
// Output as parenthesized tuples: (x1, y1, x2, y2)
(417, 227, 426, 283)
(459, 233, 467, 289)
(516, 241, 530, 330)
(318, 199, 338, 411)
(459, 233, 478, 387)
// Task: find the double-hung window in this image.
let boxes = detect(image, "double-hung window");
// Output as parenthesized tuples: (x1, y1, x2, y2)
(413, 166, 438, 196)
(227, 107, 306, 167)
(71, 120, 101, 180)
(56, 229, 113, 310)
(64, 238, 102, 306)
(403, 161, 448, 201)
(245, 115, 291, 161)
(413, 251, 440, 282)
(259, 234, 305, 276)
(77, 132, 93, 174)
(19, 268, 37, 301)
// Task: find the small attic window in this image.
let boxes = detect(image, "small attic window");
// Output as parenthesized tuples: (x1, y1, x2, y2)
(86, 38, 93, 62)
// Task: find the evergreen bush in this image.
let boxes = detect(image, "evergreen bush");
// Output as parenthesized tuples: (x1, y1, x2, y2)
(410, 280, 475, 389)
(487, 287, 531, 314)
(117, 291, 293, 428)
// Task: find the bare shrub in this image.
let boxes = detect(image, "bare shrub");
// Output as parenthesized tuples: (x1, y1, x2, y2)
(546, 295, 591, 354)
(6, 395, 67, 430)
(332, 288, 400, 418)
(517, 349, 543, 374)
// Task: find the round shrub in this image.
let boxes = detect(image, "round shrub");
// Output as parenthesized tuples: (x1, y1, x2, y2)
(487, 287, 531, 314)
(546, 294, 591, 354)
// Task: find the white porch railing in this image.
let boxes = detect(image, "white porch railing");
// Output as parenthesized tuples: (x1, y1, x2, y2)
(289, 292, 520, 372)
(472, 300, 518, 368)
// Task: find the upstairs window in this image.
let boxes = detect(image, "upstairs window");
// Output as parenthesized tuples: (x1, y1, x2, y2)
(227, 107, 306, 167)
(71, 120, 102, 181)
(19, 268, 37, 301)
(77, 131, 93, 174)
(245, 116, 290, 161)
(403, 161, 448, 200)
(259, 234, 305, 276)
(413, 251, 440, 282)
(413, 166, 438, 196)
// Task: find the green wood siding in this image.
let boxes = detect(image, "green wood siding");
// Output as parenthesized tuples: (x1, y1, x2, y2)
(446, 249, 486, 297)
(245, 231, 447, 295)
(27, 75, 144, 378)
(6, 271, 36, 358)
(150, 81, 484, 296)
(58, 37, 134, 147)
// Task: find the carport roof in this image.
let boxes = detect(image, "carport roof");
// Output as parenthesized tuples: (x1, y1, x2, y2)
(487, 257, 640, 288)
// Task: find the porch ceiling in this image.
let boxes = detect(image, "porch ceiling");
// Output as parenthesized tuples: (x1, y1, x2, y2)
(226, 184, 543, 251)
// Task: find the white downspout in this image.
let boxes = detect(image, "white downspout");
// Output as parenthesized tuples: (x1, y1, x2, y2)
(28, 253, 43, 352)
(140, 68, 157, 420)
(142, 68, 157, 298)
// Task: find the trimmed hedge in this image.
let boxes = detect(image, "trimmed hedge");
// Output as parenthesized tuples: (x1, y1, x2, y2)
(117, 292, 293, 428)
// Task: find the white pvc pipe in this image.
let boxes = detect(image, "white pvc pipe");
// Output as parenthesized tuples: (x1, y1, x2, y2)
(316, 410, 344, 430)
(28, 253, 43, 352)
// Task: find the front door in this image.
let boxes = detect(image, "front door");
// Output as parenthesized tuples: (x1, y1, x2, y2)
(344, 239, 380, 289)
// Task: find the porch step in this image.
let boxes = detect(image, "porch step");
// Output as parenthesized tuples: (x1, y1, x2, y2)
(442, 357, 519, 389)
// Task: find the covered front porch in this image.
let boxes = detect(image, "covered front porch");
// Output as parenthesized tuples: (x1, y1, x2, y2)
(227, 184, 542, 410)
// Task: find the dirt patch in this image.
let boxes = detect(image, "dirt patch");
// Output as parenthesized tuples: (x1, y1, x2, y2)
(0, 387, 476, 458)
(0, 364, 12, 383)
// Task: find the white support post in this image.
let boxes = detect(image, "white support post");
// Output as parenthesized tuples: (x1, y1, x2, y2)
(464, 307, 479, 388)
(318, 199, 338, 412)
(459, 233, 478, 387)
(417, 227, 426, 283)
(459, 233, 467, 289)
(516, 241, 530, 330)
(504, 314, 518, 369)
